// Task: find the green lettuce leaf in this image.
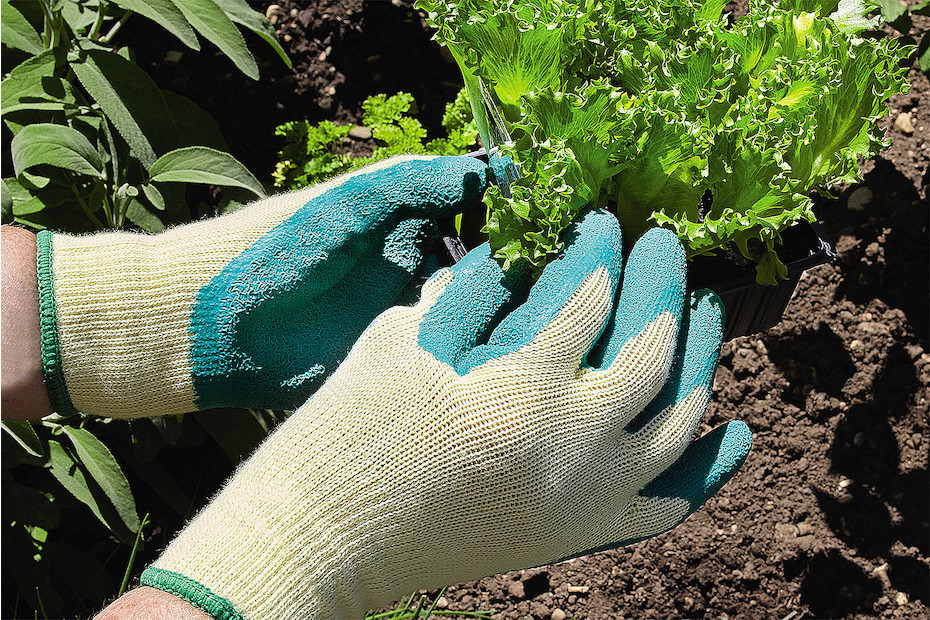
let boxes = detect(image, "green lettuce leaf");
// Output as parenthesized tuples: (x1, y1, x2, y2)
(419, 0, 909, 283)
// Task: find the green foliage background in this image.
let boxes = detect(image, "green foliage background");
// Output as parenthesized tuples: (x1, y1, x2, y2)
(272, 88, 478, 190)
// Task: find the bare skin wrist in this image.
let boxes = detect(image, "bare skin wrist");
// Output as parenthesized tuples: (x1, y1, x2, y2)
(2, 225, 54, 420)
(94, 586, 211, 620)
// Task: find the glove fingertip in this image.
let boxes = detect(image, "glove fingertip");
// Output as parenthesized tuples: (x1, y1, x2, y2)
(622, 287, 724, 433)
(698, 420, 752, 499)
(642, 420, 752, 510)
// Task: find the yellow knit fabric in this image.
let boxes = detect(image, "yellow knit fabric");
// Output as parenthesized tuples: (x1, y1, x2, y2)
(151, 265, 705, 619)
(48, 156, 434, 418)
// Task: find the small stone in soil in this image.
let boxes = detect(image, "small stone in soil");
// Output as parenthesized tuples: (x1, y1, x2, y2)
(349, 126, 373, 139)
(551, 609, 567, 620)
(265, 4, 283, 24)
(894, 112, 915, 134)
(847, 186, 873, 211)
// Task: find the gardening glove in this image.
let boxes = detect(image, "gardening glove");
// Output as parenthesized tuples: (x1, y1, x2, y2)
(140, 209, 752, 620)
(35, 155, 487, 418)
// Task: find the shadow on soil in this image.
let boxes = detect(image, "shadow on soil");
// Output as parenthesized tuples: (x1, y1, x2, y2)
(830, 342, 917, 483)
(887, 555, 930, 605)
(785, 549, 883, 618)
(830, 157, 929, 347)
(814, 485, 896, 558)
(766, 324, 856, 410)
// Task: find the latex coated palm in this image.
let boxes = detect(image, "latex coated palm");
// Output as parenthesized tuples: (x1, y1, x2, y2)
(37, 155, 487, 417)
(142, 209, 752, 619)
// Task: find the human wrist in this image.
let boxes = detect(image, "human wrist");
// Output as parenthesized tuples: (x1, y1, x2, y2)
(94, 586, 212, 620)
(1, 225, 54, 419)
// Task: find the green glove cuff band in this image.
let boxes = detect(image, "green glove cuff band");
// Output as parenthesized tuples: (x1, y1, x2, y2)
(36, 231, 79, 417)
(141, 567, 244, 620)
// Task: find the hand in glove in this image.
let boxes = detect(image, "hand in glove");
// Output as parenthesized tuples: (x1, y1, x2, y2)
(36, 155, 486, 416)
(141, 208, 752, 619)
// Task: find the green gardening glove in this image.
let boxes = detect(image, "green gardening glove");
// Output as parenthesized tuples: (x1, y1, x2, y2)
(141, 208, 752, 619)
(37, 155, 487, 417)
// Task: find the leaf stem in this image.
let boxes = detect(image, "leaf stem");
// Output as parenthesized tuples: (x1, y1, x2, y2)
(88, 1, 109, 41)
(100, 10, 134, 44)
(70, 183, 107, 229)
(115, 194, 127, 228)
(39, 0, 55, 49)
(35, 586, 48, 620)
(118, 513, 150, 597)
(98, 118, 122, 227)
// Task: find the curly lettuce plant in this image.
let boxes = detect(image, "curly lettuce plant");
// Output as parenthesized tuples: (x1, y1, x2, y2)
(417, 0, 910, 283)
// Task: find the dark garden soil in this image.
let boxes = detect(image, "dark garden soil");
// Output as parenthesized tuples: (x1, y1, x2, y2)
(124, 1, 929, 618)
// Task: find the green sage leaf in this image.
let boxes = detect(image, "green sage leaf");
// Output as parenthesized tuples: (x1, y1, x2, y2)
(1, 0, 43, 55)
(1, 179, 12, 223)
(70, 48, 179, 168)
(0, 49, 76, 119)
(61, 426, 141, 535)
(125, 199, 166, 233)
(109, 0, 200, 50)
(161, 90, 228, 150)
(141, 182, 166, 210)
(60, 0, 99, 34)
(149, 146, 265, 197)
(47, 440, 108, 527)
(2, 420, 45, 457)
(213, 0, 292, 67)
(170, 0, 259, 79)
(11, 123, 103, 178)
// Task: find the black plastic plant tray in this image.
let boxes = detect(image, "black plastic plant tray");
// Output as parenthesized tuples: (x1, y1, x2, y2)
(688, 220, 836, 341)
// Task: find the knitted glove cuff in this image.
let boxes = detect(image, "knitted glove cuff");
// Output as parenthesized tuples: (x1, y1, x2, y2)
(141, 567, 244, 620)
(34, 227, 203, 418)
(36, 230, 79, 417)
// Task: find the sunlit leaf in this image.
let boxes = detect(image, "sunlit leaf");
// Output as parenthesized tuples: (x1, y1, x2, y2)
(170, 0, 259, 79)
(149, 146, 265, 197)
(11, 124, 103, 178)
(1, 0, 43, 55)
(109, 0, 200, 49)
(2, 420, 45, 457)
(60, 427, 140, 535)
